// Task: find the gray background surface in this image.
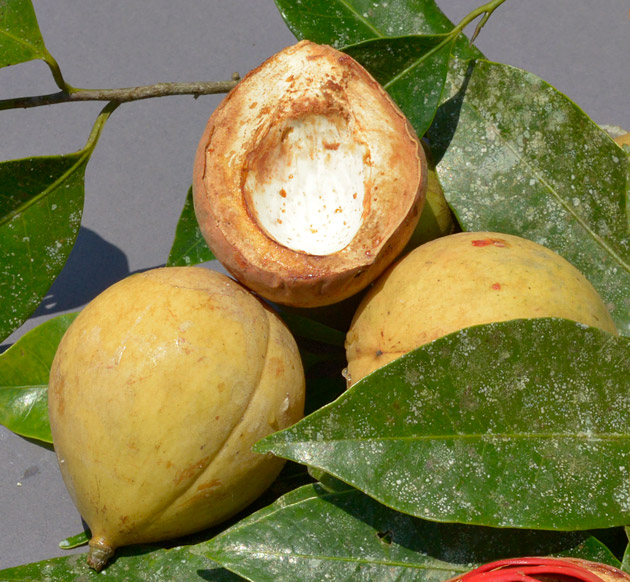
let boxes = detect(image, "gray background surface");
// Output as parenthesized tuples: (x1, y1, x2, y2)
(1, 0, 629, 571)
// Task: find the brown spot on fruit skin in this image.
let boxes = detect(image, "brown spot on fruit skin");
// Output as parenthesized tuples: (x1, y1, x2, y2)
(174, 456, 211, 486)
(196, 479, 221, 491)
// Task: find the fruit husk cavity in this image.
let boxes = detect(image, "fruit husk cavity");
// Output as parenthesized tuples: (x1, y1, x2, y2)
(193, 40, 426, 308)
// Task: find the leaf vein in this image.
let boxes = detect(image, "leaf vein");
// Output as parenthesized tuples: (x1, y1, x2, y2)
(336, 0, 384, 38)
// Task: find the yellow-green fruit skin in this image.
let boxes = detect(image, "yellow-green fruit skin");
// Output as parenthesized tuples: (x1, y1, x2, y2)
(345, 231, 618, 386)
(48, 267, 305, 561)
(403, 163, 455, 250)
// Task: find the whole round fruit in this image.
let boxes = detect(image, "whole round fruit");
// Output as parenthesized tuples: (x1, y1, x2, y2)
(193, 40, 426, 308)
(48, 267, 305, 570)
(345, 231, 617, 386)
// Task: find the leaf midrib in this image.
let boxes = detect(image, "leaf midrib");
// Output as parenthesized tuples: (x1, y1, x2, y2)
(0, 152, 84, 228)
(336, 0, 384, 39)
(270, 432, 630, 445)
(220, 547, 461, 572)
(382, 35, 452, 91)
(0, 24, 44, 59)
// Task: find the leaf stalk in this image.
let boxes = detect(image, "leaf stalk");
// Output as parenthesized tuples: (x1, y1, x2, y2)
(42, 51, 72, 93)
(382, 0, 507, 91)
(453, 0, 509, 44)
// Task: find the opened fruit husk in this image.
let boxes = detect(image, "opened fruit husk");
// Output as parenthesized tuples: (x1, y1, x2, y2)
(193, 40, 426, 308)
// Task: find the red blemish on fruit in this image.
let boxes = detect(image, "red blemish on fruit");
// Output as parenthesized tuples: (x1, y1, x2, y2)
(279, 189, 287, 198)
(460, 557, 605, 582)
(472, 238, 509, 248)
(491, 283, 501, 291)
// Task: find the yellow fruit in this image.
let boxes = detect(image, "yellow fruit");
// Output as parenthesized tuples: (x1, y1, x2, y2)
(48, 267, 305, 570)
(403, 143, 456, 250)
(345, 231, 617, 386)
(193, 40, 426, 308)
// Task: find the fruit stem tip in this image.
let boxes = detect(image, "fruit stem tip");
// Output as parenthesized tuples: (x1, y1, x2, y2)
(86, 538, 116, 571)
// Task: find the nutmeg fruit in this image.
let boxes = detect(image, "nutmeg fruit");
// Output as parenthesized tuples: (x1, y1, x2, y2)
(48, 267, 305, 570)
(193, 40, 426, 308)
(345, 231, 618, 385)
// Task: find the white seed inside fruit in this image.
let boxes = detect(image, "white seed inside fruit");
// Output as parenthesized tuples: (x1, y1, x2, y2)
(245, 113, 368, 256)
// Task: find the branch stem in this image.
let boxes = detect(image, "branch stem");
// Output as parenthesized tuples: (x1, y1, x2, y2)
(2, 0, 505, 113)
(0, 78, 240, 111)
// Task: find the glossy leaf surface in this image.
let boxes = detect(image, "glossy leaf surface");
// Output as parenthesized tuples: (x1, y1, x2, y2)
(166, 186, 215, 267)
(0, 153, 87, 342)
(273, 0, 458, 48)
(204, 482, 620, 582)
(257, 318, 630, 530)
(0, 544, 240, 581)
(0, 312, 77, 442)
(345, 35, 455, 138)
(429, 59, 630, 335)
(0, 0, 48, 68)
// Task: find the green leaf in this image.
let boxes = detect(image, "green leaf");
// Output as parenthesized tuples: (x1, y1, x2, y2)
(0, 544, 240, 581)
(58, 531, 89, 550)
(202, 482, 619, 582)
(0, 154, 87, 342)
(202, 482, 466, 582)
(428, 59, 630, 335)
(166, 186, 215, 267)
(0, 312, 77, 442)
(278, 310, 346, 348)
(257, 318, 630, 531)
(344, 35, 455, 138)
(0, 0, 48, 68)
(0, 104, 115, 342)
(273, 0, 460, 48)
